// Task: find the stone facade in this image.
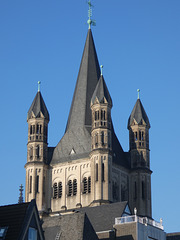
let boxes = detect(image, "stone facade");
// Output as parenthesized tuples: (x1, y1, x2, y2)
(25, 28, 152, 219)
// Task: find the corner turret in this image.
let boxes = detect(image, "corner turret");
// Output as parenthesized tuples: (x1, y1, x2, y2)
(25, 82, 49, 212)
(90, 68, 113, 205)
(128, 90, 152, 218)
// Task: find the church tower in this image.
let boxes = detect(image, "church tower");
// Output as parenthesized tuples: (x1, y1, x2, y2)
(25, 82, 50, 212)
(90, 67, 113, 205)
(128, 90, 152, 217)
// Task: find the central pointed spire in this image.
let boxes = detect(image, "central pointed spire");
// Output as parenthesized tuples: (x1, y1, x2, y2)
(65, 29, 100, 132)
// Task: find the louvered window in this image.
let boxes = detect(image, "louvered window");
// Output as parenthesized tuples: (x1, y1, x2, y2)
(73, 179, 77, 196)
(88, 177, 91, 193)
(68, 180, 72, 196)
(53, 183, 58, 199)
(58, 182, 62, 198)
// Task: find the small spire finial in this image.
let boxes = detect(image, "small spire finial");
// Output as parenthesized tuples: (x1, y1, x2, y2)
(18, 184, 24, 204)
(137, 89, 140, 99)
(38, 81, 41, 92)
(87, 0, 96, 29)
(100, 65, 103, 76)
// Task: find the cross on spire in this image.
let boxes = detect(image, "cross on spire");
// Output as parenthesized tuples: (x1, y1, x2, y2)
(87, 0, 96, 29)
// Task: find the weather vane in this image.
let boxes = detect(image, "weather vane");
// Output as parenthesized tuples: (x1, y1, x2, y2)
(87, 0, 96, 29)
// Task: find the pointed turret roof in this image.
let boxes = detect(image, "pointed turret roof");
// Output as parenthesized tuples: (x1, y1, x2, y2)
(91, 74, 112, 106)
(66, 29, 100, 132)
(128, 99, 150, 129)
(27, 91, 49, 121)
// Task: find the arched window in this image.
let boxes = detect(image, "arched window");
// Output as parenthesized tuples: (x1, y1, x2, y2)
(83, 177, 88, 194)
(58, 182, 62, 198)
(68, 180, 72, 196)
(73, 179, 77, 196)
(53, 183, 58, 199)
(88, 177, 91, 193)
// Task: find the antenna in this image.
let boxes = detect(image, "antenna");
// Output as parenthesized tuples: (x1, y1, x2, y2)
(87, 0, 96, 29)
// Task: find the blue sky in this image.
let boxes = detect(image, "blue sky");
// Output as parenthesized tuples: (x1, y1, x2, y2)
(0, 0, 179, 233)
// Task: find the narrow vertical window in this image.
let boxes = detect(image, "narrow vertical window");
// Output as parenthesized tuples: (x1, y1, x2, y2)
(36, 124, 39, 134)
(30, 125, 32, 135)
(68, 180, 72, 196)
(36, 175, 39, 193)
(102, 163, 105, 181)
(96, 163, 98, 181)
(36, 145, 40, 158)
(95, 133, 98, 146)
(139, 131, 141, 141)
(101, 131, 104, 145)
(135, 132, 138, 141)
(29, 147, 33, 160)
(29, 176, 32, 193)
(53, 183, 57, 199)
(83, 177, 87, 194)
(95, 111, 99, 120)
(73, 179, 77, 196)
(58, 182, 62, 198)
(88, 177, 91, 193)
(32, 125, 35, 134)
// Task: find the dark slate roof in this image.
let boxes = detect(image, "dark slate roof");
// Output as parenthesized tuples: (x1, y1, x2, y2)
(78, 201, 128, 232)
(0, 200, 44, 240)
(66, 29, 100, 132)
(91, 74, 112, 106)
(128, 99, 150, 129)
(42, 212, 98, 240)
(27, 91, 49, 121)
(51, 29, 100, 164)
(0, 202, 29, 239)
